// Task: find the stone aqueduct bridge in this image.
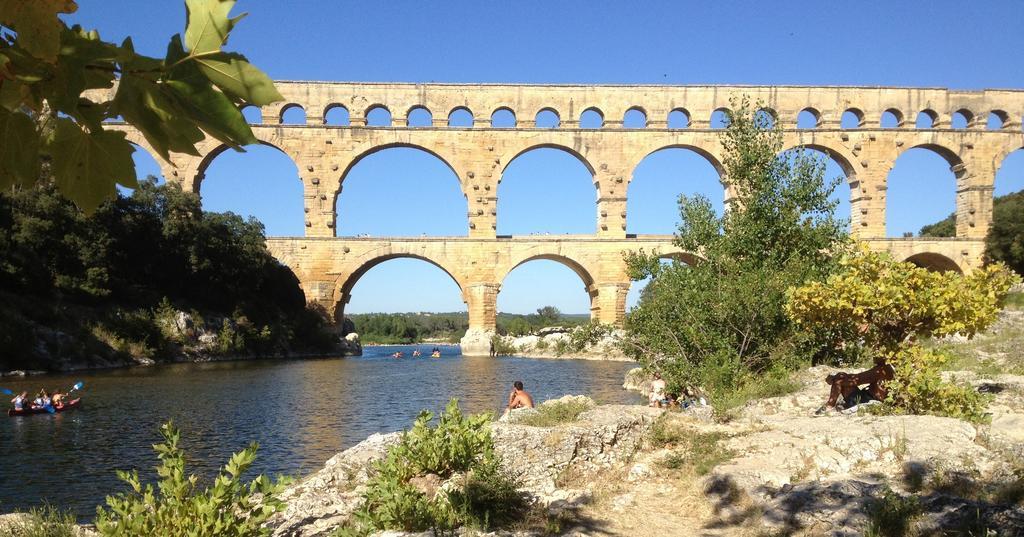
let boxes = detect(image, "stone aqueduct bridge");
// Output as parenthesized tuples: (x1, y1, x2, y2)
(111, 82, 1024, 355)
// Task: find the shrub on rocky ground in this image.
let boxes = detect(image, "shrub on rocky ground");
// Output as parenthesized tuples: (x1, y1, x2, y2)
(0, 507, 77, 537)
(95, 422, 288, 537)
(516, 397, 595, 427)
(339, 399, 526, 535)
(863, 487, 922, 537)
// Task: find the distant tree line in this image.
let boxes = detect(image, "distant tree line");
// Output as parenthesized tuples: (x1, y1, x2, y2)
(348, 306, 589, 344)
(920, 190, 1024, 275)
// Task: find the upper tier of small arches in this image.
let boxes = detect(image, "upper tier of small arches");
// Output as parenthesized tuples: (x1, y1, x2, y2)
(241, 82, 1024, 132)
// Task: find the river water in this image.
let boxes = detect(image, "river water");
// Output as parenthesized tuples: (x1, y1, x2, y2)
(0, 345, 640, 517)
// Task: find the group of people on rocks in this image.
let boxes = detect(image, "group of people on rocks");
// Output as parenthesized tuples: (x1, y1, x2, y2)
(10, 389, 68, 412)
(647, 372, 707, 409)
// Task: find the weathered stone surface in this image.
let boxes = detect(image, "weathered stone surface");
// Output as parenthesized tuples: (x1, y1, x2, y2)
(97, 82, 1018, 353)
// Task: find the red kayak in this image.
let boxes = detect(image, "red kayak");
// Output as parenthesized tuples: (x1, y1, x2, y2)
(7, 398, 81, 417)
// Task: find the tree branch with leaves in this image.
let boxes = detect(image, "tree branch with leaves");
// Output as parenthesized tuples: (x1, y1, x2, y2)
(0, 0, 283, 212)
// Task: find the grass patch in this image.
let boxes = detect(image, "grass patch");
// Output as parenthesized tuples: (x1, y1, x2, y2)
(652, 423, 735, 476)
(863, 487, 922, 537)
(516, 398, 594, 427)
(711, 367, 802, 419)
(0, 506, 77, 537)
(1004, 291, 1024, 311)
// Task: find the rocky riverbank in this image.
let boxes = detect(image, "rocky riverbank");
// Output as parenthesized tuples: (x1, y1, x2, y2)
(494, 326, 633, 362)
(264, 363, 1024, 536)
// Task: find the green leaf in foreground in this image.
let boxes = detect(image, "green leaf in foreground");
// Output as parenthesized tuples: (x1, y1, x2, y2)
(184, 0, 245, 54)
(196, 52, 283, 106)
(0, 0, 79, 62)
(47, 118, 138, 213)
(0, 107, 40, 189)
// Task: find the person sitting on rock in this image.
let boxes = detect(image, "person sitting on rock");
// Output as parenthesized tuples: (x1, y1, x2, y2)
(815, 359, 895, 415)
(504, 380, 534, 416)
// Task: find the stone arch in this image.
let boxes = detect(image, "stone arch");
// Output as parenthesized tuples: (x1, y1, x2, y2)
(797, 108, 821, 129)
(988, 110, 1010, 130)
(580, 107, 604, 129)
(333, 143, 468, 235)
(631, 144, 726, 180)
(782, 142, 858, 182)
(916, 109, 938, 129)
(756, 107, 778, 127)
(323, 104, 350, 126)
(241, 105, 262, 124)
(881, 108, 903, 128)
(499, 144, 597, 177)
(624, 106, 648, 128)
(887, 143, 964, 237)
(448, 106, 474, 127)
(625, 250, 700, 311)
(841, 108, 865, 128)
(365, 104, 392, 126)
(280, 103, 306, 125)
(951, 108, 974, 129)
(406, 105, 433, 127)
(502, 254, 596, 290)
(710, 107, 731, 129)
(905, 252, 963, 273)
(668, 108, 690, 129)
(627, 145, 727, 234)
(491, 106, 517, 128)
(334, 253, 466, 320)
(195, 138, 301, 193)
(535, 107, 560, 128)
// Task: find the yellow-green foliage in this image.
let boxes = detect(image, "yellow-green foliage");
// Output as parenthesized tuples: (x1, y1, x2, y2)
(786, 246, 1020, 357)
(0, 506, 76, 537)
(788, 247, 1017, 422)
(95, 422, 288, 537)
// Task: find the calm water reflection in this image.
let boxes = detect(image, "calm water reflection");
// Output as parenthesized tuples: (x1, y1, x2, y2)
(0, 345, 640, 517)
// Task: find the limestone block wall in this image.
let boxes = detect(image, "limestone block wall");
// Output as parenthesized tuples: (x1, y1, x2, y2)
(100, 81, 1024, 348)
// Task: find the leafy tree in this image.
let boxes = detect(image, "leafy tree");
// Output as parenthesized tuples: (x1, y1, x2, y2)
(535, 305, 560, 325)
(622, 97, 849, 403)
(786, 247, 1019, 358)
(0, 0, 282, 212)
(787, 248, 1018, 421)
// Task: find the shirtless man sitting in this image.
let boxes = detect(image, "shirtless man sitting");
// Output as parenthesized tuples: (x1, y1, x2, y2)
(816, 358, 895, 415)
(505, 381, 534, 415)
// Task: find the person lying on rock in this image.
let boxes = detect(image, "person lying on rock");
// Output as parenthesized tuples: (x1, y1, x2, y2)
(503, 380, 535, 417)
(815, 359, 894, 415)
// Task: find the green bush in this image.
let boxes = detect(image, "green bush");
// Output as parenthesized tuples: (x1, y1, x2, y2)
(341, 399, 525, 535)
(864, 487, 922, 537)
(490, 335, 517, 357)
(516, 398, 594, 427)
(567, 322, 615, 353)
(878, 347, 990, 423)
(0, 506, 76, 537)
(95, 422, 288, 537)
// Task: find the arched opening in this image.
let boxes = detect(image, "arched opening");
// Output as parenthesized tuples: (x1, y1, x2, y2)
(995, 148, 1024, 197)
(755, 108, 776, 129)
(887, 146, 959, 238)
(335, 146, 467, 237)
(668, 109, 689, 129)
(797, 108, 820, 129)
(280, 104, 306, 125)
(241, 105, 262, 124)
(448, 107, 473, 128)
(366, 106, 392, 127)
(624, 108, 647, 129)
(710, 108, 730, 129)
(498, 258, 593, 319)
(987, 111, 1009, 130)
(491, 108, 516, 128)
(199, 143, 305, 237)
(626, 256, 693, 311)
(407, 106, 432, 127)
(916, 110, 937, 129)
(627, 147, 724, 234)
(881, 109, 902, 128)
(497, 147, 595, 235)
(905, 253, 962, 274)
(951, 109, 973, 129)
(535, 108, 560, 128)
(580, 108, 603, 129)
(780, 146, 853, 228)
(841, 109, 864, 129)
(324, 105, 350, 126)
(341, 257, 465, 331)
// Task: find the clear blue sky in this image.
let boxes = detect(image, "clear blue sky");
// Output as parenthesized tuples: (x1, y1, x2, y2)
(69, 1, 1024, 315)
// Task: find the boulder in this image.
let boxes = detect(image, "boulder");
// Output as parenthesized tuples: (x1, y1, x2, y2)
(459, 328, 494, 357)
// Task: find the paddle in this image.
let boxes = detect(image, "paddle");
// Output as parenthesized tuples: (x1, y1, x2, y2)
(1, 388, 11, 396)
